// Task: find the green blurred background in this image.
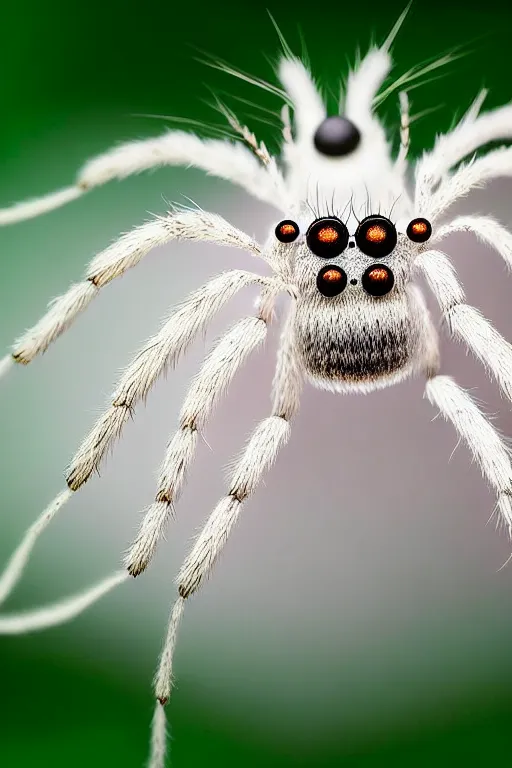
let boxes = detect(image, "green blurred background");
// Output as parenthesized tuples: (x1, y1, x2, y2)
(2, 0, 512, 766)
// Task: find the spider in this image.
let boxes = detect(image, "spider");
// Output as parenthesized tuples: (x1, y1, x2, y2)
(2, 15, 512, 768)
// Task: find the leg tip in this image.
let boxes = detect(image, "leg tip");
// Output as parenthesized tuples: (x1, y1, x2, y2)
(127, 563, 146, 578)
(65, 470, 88, 492)
(125, 553, 149, 578)
(11, 352, 29, 365)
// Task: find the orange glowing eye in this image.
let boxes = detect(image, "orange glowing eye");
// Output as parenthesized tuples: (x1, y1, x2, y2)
(362, 264, 394, 297)
(323, 268, 343, 282)
(406, 217, 432, 243)
(355, 216, 397, 257)
(316, 265, 347, 296)
(368, 267, 388, 282)
(365, 225, 387, 243)
(317, 226, 339, 244)
(307, 217, 349, 257)
(275, 219, 299, 243)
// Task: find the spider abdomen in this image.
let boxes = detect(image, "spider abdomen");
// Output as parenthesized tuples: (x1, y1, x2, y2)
(294, 292, 420, 392)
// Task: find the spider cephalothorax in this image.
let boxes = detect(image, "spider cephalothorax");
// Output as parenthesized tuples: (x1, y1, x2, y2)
(2, 21, 512, 768)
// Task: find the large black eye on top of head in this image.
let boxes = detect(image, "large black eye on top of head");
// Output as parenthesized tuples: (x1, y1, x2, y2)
(355, 215, 397, 258)
(306, 217, 349, 258)
(313, 116, 361, 157)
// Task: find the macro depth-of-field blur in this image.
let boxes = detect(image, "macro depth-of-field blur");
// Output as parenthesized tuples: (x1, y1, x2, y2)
(2, 1, 512, 765)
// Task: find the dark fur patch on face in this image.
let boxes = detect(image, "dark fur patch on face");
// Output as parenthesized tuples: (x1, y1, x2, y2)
(299, 319, 411, 382)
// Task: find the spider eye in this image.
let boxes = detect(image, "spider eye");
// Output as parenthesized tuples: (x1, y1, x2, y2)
(275, 220, 300, 243)
(407, 217, 432, 243)
(355, 216, 397, 258)
(306, 217, 349, 258)
(361, 264, 394, 297)
(313, 116, 361, 157)
(316, 265, 347, 297)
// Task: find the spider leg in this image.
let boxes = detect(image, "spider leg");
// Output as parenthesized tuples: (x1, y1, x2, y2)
(0, 570, 128, 634)
(416, 100, 512, 208)
(345, 48, 391, 131)
(395, 91, 410, 174)
(148, 304, 302, 767)
(278, 57, 325, 142)
(0, 270, 282, 606)
(0, 132, 287, 225)
(0, 489, 72, 607)
(425, 375, 512, 533)
(125, 284, 284, 576)
(66, 270, 285, 491)
(429, 215, 512, 271)
(5, 210, 265, 369)
(416, 249, 512, 403)
(423, 146, 512, 222)
(0, 354, 13, 382)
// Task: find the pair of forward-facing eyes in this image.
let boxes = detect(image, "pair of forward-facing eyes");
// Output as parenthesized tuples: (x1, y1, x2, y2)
(275, 215, 432, 258)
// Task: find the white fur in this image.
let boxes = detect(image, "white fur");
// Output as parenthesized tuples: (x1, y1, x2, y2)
(395, 91, 410, 174)
(88, 210, 264, 286)
(416, 102, 512, 206)
(148, 702, 168, 768)
(152, 351, 301, 711)
(430, 216, 512, 271)
(153, 597, 185, 705)
(177, 415, 290, 597)
(66, 271, 278, 491)
(345, 49, 391, 131)
(0, 570, 128, 634)
(79, 132, 287, 209)
(0, 186, 83, 226)
(124, 313, 271, 575)
(278, 57, 326, 143)
(416, 249, 512, 402)
(180, 316, 268, 429)
(0, 132, 288, 227)
(5, 212, 266, 376)
(0, 489, 73, 606)
(0, 354, 14, 381)
(424, 147, 512, 221)
(426, 376, 512, 531)
(4, 41, 512, 768)
(13, 282, 97, 364)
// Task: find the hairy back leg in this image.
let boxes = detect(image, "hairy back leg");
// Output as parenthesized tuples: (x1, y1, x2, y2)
(425, 377, 512, 534)
(147, 303, 303, 767)
(0, 131, 287, 226)
(3, 211, 262, 370)
(0, 270, 276, 608)
(125, 285, 282, 576)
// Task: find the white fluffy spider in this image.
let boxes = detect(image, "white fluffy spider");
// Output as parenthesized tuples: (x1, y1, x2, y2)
(2, 18, 512, 767)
